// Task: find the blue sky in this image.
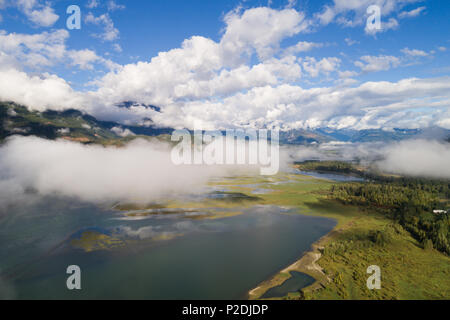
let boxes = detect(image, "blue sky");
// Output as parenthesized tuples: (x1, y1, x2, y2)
(0, 0, 450, 130)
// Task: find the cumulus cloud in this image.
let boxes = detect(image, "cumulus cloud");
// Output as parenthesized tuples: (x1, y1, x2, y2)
(15, 0, 59, 27)
(0, 5, 448, 132)
(93, 36, 223, 107)
(0, 29, 116, 71)
(220, 7, 309, 62)
(0, 29, 68, 69)
(92, 32, 305, 108)
(0, 68, 85, 111)
(147, 77, 450, 131)
(1, 53, 450, 131)
(301, 56, 341, 78)
(68, 49, 102, 70)
(355, 55, 401, 72)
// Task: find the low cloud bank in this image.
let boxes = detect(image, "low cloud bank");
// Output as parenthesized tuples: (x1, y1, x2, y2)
(0, 136, 262, 207)
(286, 139, 450, 179)
(0, 137, 448, 210)
(377, 139, 450, 179)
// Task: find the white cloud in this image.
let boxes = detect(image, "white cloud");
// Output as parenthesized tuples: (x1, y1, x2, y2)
(145, 77, 450, 131)
(111, 126, 135, 137)
(355, 55, 401, 72)
(0, 68, 85, 111)
(365, 17, 399, 35)
(107, 1, 125, 11)
(287, 139, 450, 180)
(94, 36, 223, 106)
(220, 7, 309, 62)
(0, 136, 259, 205)
(0, 29, 116, 71)
(301, 57, 341, 77)
(338, 70, 358, 79)
(85, 13, 119, 41)
(67, 49, 101, 70)
(0, 29, 68, 68)
(283, 41, 324, 55)
(0, 5, 448, 133)
(92, 34, 303, 108)
(316, 0, 419, 33)
(398, 6, 426, 19)
(401, 47, 429, 57)
(16, 0, 59, 27)
(1, 54, 450, 131)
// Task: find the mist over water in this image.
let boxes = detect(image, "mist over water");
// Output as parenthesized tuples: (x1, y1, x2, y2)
(285, 139, 450, 179)
(1, 136, 449, 213)
(0, 135, 266, 208)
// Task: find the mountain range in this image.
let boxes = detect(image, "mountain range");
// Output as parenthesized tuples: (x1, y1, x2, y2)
(1, 101, 449, 145)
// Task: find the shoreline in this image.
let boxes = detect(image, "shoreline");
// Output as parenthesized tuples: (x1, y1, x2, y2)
(248, 223, 342, 300)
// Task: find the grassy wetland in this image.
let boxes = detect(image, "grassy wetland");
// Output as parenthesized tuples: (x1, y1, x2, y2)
(243, 167, 450, 300)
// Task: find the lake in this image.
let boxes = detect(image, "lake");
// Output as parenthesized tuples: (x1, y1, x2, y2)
(0, 199, 335, 300)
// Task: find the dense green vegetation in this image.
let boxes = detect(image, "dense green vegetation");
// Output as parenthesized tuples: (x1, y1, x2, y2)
(298, 160, 450, 255)
(330, 181, 450, 255)
(308, 211, 450, 300)
(296, 160, 362, 175)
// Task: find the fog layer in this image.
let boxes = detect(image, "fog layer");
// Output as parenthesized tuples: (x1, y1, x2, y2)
(0, 136, 257, 206)
(0, 137, 448, 209)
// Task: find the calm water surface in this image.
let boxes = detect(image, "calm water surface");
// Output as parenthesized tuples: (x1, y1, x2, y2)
(0, 197, 335, 300)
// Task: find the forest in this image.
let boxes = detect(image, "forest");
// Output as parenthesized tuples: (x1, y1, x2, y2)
(329, 173, 450, 255)
(296, 160, 450, 255)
